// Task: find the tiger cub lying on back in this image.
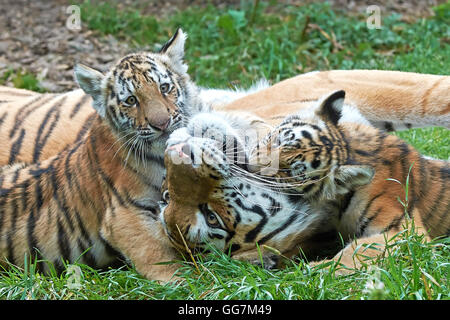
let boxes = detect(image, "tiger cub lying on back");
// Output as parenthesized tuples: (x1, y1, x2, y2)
(160, 90, 448, 273)
(249, 90, 449, 271)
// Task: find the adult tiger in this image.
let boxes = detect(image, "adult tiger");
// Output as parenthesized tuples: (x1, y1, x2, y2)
(1, 68, 449, 167)
(160, 90, 449, 272)
(0, 29, 206, 282)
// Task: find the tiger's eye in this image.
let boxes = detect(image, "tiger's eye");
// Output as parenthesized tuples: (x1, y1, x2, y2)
(207, 213, 219, 226)
(160, 83, 170, 94)
(125, 95, 137, 106)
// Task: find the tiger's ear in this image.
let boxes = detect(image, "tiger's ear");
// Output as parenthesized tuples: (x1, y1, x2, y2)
(159, 28, 188, 73)
(315, 90, 345, 125)
(74, 64, 106, 117)
(335, 164, 375, 189)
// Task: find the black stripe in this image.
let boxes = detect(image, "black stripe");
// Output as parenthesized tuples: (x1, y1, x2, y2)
(8, 128, 26, 164)
(356, 192, 384, 236)
(209, 232, 224, 240)
(6, 198, 19, 265)
(358, 208, 381, 237)
(72, 151, 102, 223)
(9, 94, 54, 138)
(382, 213, 405, 232)
(88, 133, 127, 207)
(69, 94, 90, 119)
(72, 210, 97, 267)
(0, 89, 35, 97)
(98, 235, 122, 260)
(422, 178, 447, 228)
(64, 140, 84, 184)
(27, 209, 43, 270)
(439, 165, 450, 180)
(259, 214, 299, 244)
(354, 149, 374, 157)
(32, 97, 65, 162)
(338, 190, 355, 220)
(0, 111, 7, 129)
(57, 219, 71, 262)
(107, 105, 121, 128)
(74, 114, 96, 143)
(76, 238, 96, 267)
(49, 162, 75, 232)
(35, 180, 44, 211)
(0, 200, 5, 235)
(228, 243, 241, 253)
(20, 180, 29, 212)
(384, 122, 395, 132)
(234, 198, 268, 243)
(98, 170, 126, 207)
(125, 193, 158, 217)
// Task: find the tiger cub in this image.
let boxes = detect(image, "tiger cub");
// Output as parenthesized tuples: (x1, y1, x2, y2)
(0, 29, 213, 167)
(0, 29, 201, 282)
(249, 90, 449, 271)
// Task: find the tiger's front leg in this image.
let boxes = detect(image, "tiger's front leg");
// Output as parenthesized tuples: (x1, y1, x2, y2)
(309, 232, 390, 274)
(100, 206, 181, 282)
(310, 226, 429, 274)
(232, 249, 282, 270)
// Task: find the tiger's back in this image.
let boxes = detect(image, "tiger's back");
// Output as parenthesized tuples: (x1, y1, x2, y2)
(337, 122, 450, 240)
(0, 87, 94, 165)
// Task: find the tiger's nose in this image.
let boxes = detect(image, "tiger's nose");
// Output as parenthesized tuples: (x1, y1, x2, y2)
(152, 119, 170, 131)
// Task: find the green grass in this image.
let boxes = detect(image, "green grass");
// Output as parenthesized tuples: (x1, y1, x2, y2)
(1, 230, 448, 300)
(0, 69, 45, 93)
(80, 0, 449, 87)
(1, 1, 449, 300)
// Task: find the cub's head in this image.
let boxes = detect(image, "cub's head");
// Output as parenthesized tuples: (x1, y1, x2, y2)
(159, 113, 312, 261)
(248, 90, 374, 200)
(74, 29, 195, 140)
